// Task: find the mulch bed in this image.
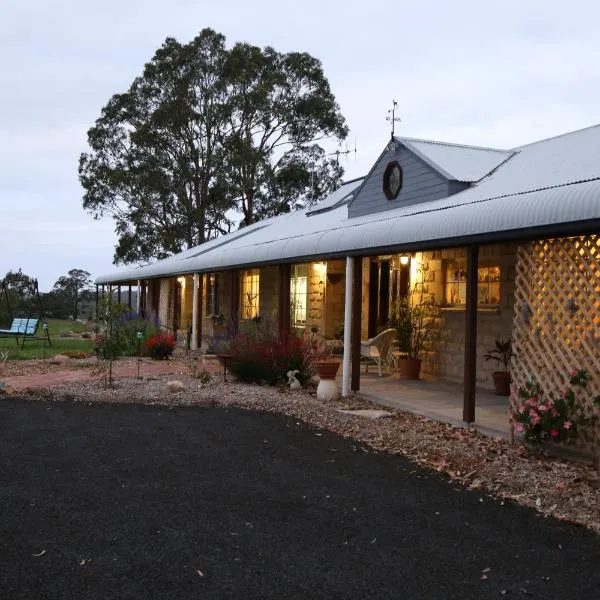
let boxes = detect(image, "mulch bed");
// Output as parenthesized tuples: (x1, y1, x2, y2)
(2, 397, 600, 599)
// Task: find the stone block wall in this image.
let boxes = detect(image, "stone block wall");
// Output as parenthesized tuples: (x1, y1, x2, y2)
(415, 243, 517, 387)
(324, 259, 345, 338)
(257, 266, 279, 333)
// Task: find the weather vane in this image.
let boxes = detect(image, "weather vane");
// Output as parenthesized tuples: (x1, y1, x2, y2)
(386, 99, 401, 137)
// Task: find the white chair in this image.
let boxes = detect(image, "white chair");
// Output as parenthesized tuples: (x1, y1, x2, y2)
(360, 328, 396, 376)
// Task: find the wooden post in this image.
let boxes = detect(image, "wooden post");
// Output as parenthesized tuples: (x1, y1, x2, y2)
(463, 245, 479, 424)
(351, 258, 363, 391)
(196, 274, 204, 349)
(117, 286, 122, 304)
(278, 264, 291, 341)
(95, 285, 99, 320)
(342, 257, 354, 397)
(229, 271, 240, 338)
(128, 285, 132, 309)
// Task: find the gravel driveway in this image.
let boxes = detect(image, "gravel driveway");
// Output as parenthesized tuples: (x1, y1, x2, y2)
(1, 398, 599, 599)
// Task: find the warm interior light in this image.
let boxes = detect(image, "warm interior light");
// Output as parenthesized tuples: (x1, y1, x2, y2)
(313, 261, 327, 276)
(400, 255, 410, 266)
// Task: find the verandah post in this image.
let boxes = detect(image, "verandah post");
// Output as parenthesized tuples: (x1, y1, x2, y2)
(342, 256, 354, 397)
(463, 245, 479, 423)
(351, 258, 362, 391)
(191, 273, 200, 351)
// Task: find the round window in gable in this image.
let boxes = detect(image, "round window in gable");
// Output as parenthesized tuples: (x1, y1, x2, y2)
(383, 161, 403, 200)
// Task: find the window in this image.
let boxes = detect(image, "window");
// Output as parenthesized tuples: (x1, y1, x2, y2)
(206, 273, 219, 316)
(445, 263, 500, 307)
(241, 269, 260, 319)
(290, 264, 308, 326)
(383, 161, 403, 200)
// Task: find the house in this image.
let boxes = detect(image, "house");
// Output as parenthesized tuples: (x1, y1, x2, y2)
(96, 124, 600, 442)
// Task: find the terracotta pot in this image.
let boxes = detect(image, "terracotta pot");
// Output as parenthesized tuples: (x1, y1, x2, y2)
(492, 371, 511, 396)
(397, 357, 422, 380)
(315, 360, 340, 380)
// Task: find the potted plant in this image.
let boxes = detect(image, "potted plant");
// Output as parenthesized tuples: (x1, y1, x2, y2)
(389, 271, 437, 380)
(484, 338, 512, 395)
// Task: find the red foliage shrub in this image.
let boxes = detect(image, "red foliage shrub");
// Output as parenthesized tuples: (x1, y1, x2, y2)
(228, 331, 311, 385)
(145, 334, 176, 360)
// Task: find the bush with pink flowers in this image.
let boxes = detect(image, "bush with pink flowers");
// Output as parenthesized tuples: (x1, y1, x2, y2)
(511, 369, 600, 446)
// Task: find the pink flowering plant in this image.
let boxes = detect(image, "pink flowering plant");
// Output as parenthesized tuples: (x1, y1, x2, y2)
(511, 369, 600, 446)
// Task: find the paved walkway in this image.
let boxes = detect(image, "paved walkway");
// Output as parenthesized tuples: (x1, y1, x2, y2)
(358, 373, 511, 438)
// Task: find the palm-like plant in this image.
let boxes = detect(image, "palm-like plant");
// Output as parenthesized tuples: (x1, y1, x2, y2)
(484, 339, 512, 371)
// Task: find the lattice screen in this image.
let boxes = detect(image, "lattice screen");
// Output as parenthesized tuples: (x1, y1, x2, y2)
(512, 236, 600, 450)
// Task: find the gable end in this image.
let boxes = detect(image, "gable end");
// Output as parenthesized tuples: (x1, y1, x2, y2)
(348, 142, 459, 219)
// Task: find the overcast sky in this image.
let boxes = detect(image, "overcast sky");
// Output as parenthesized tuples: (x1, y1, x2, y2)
(1, 0, 599, 291)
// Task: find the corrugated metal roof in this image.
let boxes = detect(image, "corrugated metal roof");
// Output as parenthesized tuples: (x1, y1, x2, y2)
(96, 124, 600, 284)
(396, 136, 514, 182)
(305, 177, 363, 215)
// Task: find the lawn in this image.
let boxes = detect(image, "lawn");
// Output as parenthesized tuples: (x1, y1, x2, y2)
(2, 399, 600, 599)
(0, 319, 95, 360)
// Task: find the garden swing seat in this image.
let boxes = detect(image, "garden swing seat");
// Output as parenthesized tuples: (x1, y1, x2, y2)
(0, 278, 52, 348)
(0, 318, 50, 347)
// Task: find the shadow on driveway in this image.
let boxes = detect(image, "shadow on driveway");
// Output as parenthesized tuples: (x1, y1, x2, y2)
(1, 399, 599, 599)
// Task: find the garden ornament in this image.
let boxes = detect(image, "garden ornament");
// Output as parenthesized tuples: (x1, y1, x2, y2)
(287, 370, 301, 390)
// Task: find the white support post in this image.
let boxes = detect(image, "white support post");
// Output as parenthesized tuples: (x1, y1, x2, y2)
(136, 279, 141, 314)
(191, 273, 200, 351)
(342, 256, 354, 397)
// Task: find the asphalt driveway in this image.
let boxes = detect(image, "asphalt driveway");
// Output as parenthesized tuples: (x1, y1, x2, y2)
(1, 399, 599, 599)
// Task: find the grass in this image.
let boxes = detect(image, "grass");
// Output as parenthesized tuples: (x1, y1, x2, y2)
(0, 319, 95, 360)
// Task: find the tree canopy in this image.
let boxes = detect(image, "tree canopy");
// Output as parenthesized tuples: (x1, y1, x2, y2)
(52, 269, 93, 320)
(79, 28, 348, 265)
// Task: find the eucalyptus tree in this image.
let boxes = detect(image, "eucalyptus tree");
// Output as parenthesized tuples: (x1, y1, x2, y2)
(79, 28, 347, 264)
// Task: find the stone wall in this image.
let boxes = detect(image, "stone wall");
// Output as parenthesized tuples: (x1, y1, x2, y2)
(324, 259, 345, 338)
(414, 243, 517, 388)
(257, 266, 279, 333)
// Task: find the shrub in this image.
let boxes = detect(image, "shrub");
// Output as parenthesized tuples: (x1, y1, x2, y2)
(145, 334, 176, 360)
(511, 369, 600, 445)
(115, 311, 161, 356)
(63, 351, 89, 359)
(228, 330, 312, 386)
(93, 334, 122, 360)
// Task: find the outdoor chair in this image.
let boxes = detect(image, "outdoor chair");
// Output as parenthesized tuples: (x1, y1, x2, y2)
(360, 328, 396, 376)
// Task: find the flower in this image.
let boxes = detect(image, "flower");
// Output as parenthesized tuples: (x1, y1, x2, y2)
(512, 368, 595, 446)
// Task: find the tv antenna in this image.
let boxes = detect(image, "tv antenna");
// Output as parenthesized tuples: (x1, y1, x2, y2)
(328, 139, 358, 165)
(386, 99, 401, 137)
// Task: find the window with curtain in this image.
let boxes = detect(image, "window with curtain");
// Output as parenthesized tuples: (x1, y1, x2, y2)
(444, 262, 501, 307)
(290, 264, 308, 326)
(241, 269, 260, 319)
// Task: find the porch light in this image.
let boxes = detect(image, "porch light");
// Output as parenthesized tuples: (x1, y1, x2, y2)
(314, 261, 327, 276)
(399, 255, 410, 266)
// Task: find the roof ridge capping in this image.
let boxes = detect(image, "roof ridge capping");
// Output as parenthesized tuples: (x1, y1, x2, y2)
(394, 135, 509, 153)
(513, 122, 600, 150)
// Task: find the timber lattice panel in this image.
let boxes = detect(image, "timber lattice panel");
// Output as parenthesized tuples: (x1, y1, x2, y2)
(512, 236, 600, 450)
